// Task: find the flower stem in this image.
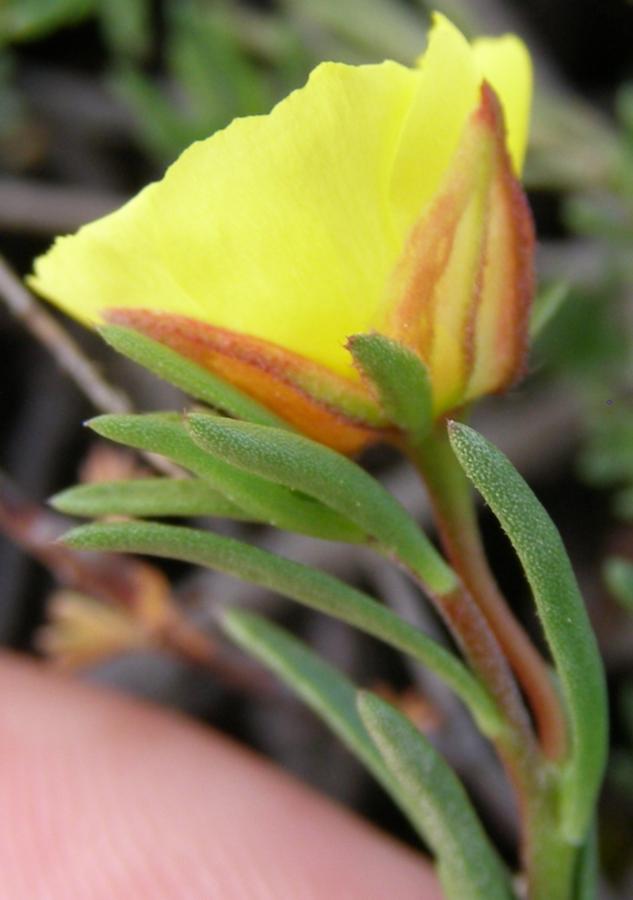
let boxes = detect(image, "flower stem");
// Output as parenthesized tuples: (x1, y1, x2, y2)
(407, 423, 568, 762)
(524, 783, 579, 900)
(406, 547, 565, 897)
(425, 581, 536, 755)
(405, 423, 580, 898)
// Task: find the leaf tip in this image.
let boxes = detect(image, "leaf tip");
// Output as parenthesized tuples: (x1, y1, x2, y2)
(55, 527, 80, 547)
(84, 413, 115, 434)
(446, 419, 476, 454)
(48, 488, 70, 513)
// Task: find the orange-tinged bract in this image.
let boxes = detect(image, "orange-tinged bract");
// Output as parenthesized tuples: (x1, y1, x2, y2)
(106, 309, 392, 454)
(30, 14, 534, 453)
(385, 83, 533, 415)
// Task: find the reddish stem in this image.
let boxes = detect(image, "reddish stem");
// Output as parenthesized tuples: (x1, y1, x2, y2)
(431, 582, 536, 751)
(410, 425, 568, 762)
(414, 567, 541, 874)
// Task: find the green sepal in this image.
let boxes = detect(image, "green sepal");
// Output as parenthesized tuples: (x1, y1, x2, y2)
(51, 478, 252, 520)
(99, 324, 288, 429)
(87, 413, 364, 543)
(221, 609, 419, 831)
(186, 413, 457, 595)
(347, 332, 432, 445)
(448, 422, 608, 843)
(62, 520, 502, 734)
(357, 692, 514, 900)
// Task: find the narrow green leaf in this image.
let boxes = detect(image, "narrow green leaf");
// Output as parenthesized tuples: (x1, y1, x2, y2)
(448, 422, 608, 842)
(99, 325, 287, 429)
(222, 609, 421, 830)
(63, 520, 502, 735)
(603, 556, 633, 613)
(87, 413, 364, 543)
(347, 333, 432, 444)
(186, 414, 457, 595)
(98, 0, 150, 60)
(110, 67, 191, 162)
(281, 0, 425, 63)
(51, 478, 252, 520)
(529, 281, 570, 339)
(357, 692, 513, 900)
(0, 0, 93, 43)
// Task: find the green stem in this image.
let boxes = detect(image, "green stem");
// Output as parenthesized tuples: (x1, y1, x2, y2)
(447, 421, 607, 845)
(525, 784, 579, 900)
(407, 423, 568, 762)
(406, 422, 580, 898)
(392, 509, 547, 890)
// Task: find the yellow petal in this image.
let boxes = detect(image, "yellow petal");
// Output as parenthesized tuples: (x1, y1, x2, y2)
(472, 33, 532, 173)
(30, 60, 419, 379)
(29, 13, 532, 412)
(391, 13, 481, 238)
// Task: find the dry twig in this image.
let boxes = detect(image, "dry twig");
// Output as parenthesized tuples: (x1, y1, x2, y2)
(0, 254, 131, 414)
(0, 255, 183, 476)
(0, 179, 124, 236)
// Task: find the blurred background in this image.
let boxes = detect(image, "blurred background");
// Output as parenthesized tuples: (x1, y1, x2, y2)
(1, 0, 632, 895)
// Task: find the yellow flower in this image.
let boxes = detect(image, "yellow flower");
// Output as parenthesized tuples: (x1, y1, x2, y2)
(30, 14, 533, 453)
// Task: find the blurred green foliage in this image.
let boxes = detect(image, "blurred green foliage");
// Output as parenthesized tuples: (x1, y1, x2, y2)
(0, 0, 427, 165)
(0, 0, 93, 43)
(111, 2, 279, 162)
(555, 98, 633, 537)
(579, 410, 633, 496)
(603, 557, 633, 611)
(0, 52, 23, 137)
